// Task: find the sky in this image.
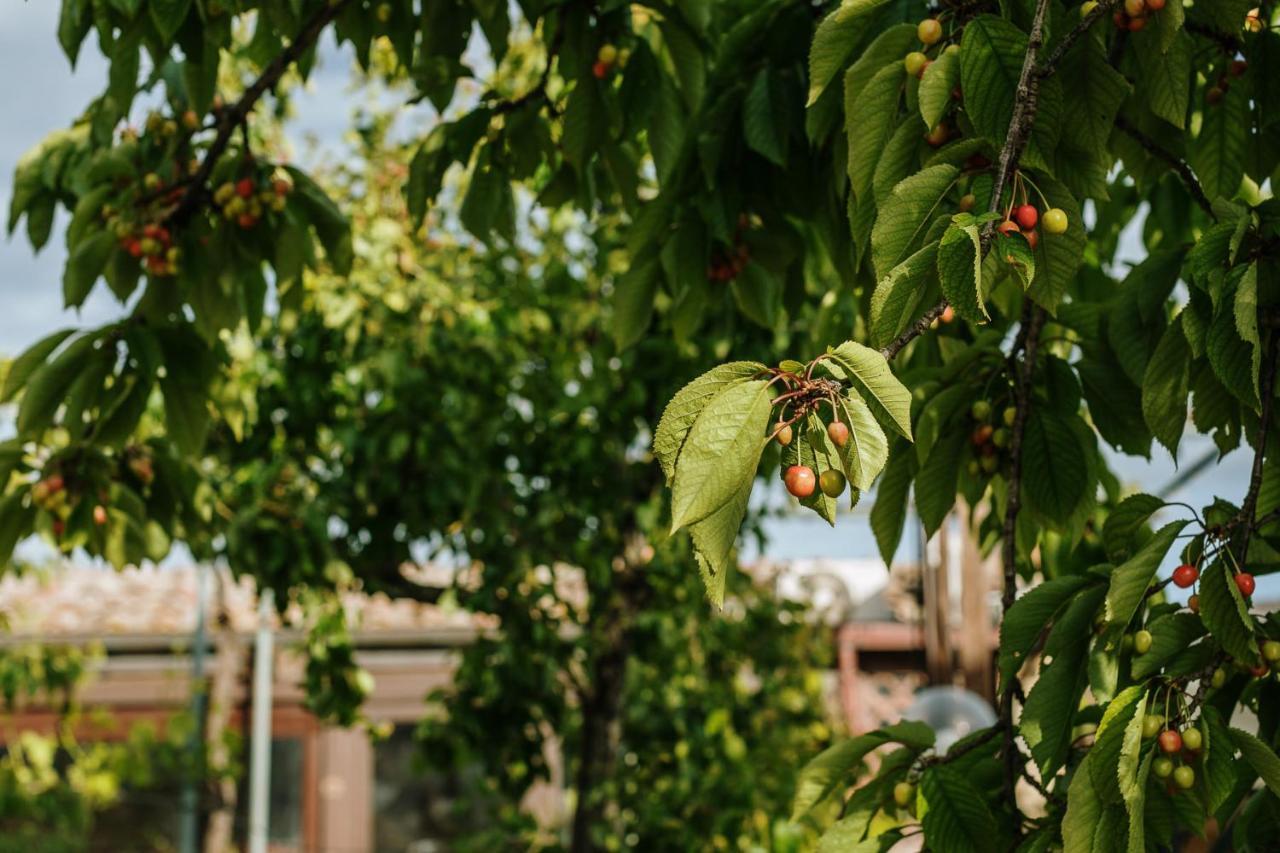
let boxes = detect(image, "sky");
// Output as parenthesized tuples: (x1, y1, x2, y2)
(0, 5, 1268, 600)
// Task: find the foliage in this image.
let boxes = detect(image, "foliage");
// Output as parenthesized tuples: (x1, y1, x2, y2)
(7, 0, 1280, 849)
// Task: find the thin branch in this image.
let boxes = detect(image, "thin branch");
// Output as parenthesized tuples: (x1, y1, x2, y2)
(165, 0, 354, 225)
(880, 300, 948, 361)
(918, 724, 1002, 769)
(1036, 0, 1121, 74)
(1235, 331, 1280, 561)
(1184, 19, 1242, 54)
(1114, 116, 1216, 219)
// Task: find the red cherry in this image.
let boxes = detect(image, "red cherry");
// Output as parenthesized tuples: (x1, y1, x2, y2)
(1145, 0, 1165, 8)
(1157, 729, 1183, 754)
(45, 474, 64, 493)
(1235, 573, 1256, 597)
(237, 212, 258, 229)
(971, 425, 994, 446)
(1252, 663, 1269, 678)
(828, 422, 850, 447)
(997, 220, 1020, 237)
(235, 178, 254, 198)
(1014, 204, 1038, 229)
(1128, 15, 1146, 31)
(126, 239, 143, 258)
(592, 60, 609, 80)
(1022, 228, 1039, 250)
(1188, 594, 1200, 613)
(52, 519, 65, 538)
(1172, 564, 1199, 588)
(1113, 10, 1129, 28)
(93, 504, 108, 526)
(784, 466, 816, 498)
(1230, 60, 1248, 78)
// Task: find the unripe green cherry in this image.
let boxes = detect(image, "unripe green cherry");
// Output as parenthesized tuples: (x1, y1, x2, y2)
(1133, 629, 1153, 654)
(893, 781, 915, 807)
(1211, 667, 1227, 688)
(820, 469, 847, 498)
(1152, 757, 1174, 778)
(904, 52, 929, 77)
(971, 400, 992, 421)
(1141, 714, 1163, 739)
(1003, 406, 1017, 427)
(1181, 726, 1202, 751)
(776, 424, 794, 446)
(1042, 208, 1069, 234)
(1263, 640, 1280, 662)
(1173, 765, 1195, 789)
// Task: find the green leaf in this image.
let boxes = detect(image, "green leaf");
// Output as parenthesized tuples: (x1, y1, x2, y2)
(1141, 317, 1191, 457)
(937, 217, 988, 324)
(806, 0, 893, 106)
(1198, 559, 1258, 662)
(998, 574, 1096, 684)
(870, 442, 915, 565)
(1021, 409, 1088, 524)
(63, 231, 115, 308)
(1104, 521, 1189, 628)
(1022, 585, 1106, 776)
(689, 478, 751, 608)
(1235, 262, 1261, 397)
(1208, 294, 1260, 408)
(0, 490, 34, 564)
(731, 262, 782, 328)
(846, 62, 905, 202)
(1189, 81, 1247, 202)
(16, 333, 96, 435)
(960, 16, 1056, 164)
(57, 0, 91, 66)
(286, 167, 353, 274)
(873, 116, 926, 204)
(837, 392, 889, 492)
(826, 341, 914, 439)
(915, 428, 964, 536)
(612, 257, 659, 350)
(1202, 708, 1238, 813)
(1230, 728, 1280, 799)
(792, 720, 933, 819)
(919, 765, 1001, 853)
(1131, 613, 1206, 679)
(870, 164, 959, 280)
(159, 338, 213, 457)
(1132, 29, 1190, 129)
(744, 68, 788, 166)
(150, 0, 192, 40)
(919, 48, 960, 130)
(1063, 748, 1105, 853)
(994, 231, 1035, 290)
(654, 362, 766, 484)
(2, 328, 75, 402)
(1102, 493, 1166, 563)
(670, 379, 774, 532)
(870, 241, 936, 349)
(1058, 39, 1131, 154)
(1090, 685, 1144, 804)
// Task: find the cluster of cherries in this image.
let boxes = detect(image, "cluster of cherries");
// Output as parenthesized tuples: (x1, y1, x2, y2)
(996, 202, 1069, 251)
(903, 19, 961, 147)
(213, 174, 290, 230)
(779, 419, 851, 501)
(114, 217, 182, 277)
(1205, 60, 1249, 106)
(31, 472, 106, 539)
(965, 400, 1014, 477)
(706, 214, 757, 282)
(592, 44, 626, 80)
(1141, 711, 1200, 790)
(1100, 0, 1168, 32)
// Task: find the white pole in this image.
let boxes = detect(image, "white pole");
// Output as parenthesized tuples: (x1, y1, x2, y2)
(247, 587, 275, 853)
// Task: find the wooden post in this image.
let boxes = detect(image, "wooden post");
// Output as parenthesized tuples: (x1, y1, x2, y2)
(922, 518, 953, 684)
(959, 502, 995, 699)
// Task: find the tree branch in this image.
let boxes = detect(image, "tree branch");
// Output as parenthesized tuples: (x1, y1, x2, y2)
(1114, 115, 1216, 219)
(880, 300, 949, 360)
(1184, 19, 1242, 54)
(998, 297, 1046, 819)
(1236, 331, 1280, 561)
(1035, 0, 1121, 74)
(165, 0, 354, 225)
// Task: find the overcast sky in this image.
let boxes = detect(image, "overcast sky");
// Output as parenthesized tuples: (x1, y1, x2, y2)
(0, 6, 1266, 598)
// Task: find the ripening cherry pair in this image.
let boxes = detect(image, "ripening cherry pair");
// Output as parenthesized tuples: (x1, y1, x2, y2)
(781, 421, 851, 500)
(997, 203, 1069, 251)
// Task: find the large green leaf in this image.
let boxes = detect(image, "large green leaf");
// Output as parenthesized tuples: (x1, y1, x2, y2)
(654, 362, 765, 483)
(826, 341, 914, 439)
(744, 68, 789, 166)
(836, 392, 889, 492)
(960, 16, 1056, 164)
(919, 765, 1001, 853)
(670, 379, 774, 531)
(1131, 613, 1206, 679)
(689, 478, 751, 608)
(870, 442, 915, 565)
(937, 217, 987, 324)
(915, 428, 964, 536)
(1, 328, 75, 402)
(1132, 29, 1190, 129)
(16, 333, 96, 436)
(1230, 728, 1280, 799)
(1198, 559, 1258, 662)
(791, 720, 934, 819)
(1026, 175, 1085, 312)
(1189, 81, 1247, 202)
(805, 0, 893, 105)
(1090, 685, 1144, 805)
(612, 257, 660, 350)
(1102, 493, 1165, 563)
(918, 48, 959, 131)
(1104, 521, 1189, 628)
(1021, 409, 1089, 525)
(846, 62, 905, 202)
(998, 574, 1096, 684)
(869, 241, 936, 349)
(63, 231, 115, 309)
(1022, 585, 1106, 776)
(870, 164, 960, 281)
(1208, 294, 1260, 408)
(1141, 317, 1191, 457)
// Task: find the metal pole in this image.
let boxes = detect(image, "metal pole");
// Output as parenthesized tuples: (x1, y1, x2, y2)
(247, 587, 276, 853)
(179, 564, 210, 853)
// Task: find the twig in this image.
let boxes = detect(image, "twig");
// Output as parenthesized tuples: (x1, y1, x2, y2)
(1114, 116, 1216, 219)
(880, 300, 949, 361)
(1184, 19, 1242, 54)
(165, 0, 354, 225)
(1036, 0, 1120, 74)
(918, 724, 1002, 769)
(1235, 331, 1280, 561)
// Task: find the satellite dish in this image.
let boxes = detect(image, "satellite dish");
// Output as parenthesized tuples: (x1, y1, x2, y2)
(902, 686, 997, 751)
